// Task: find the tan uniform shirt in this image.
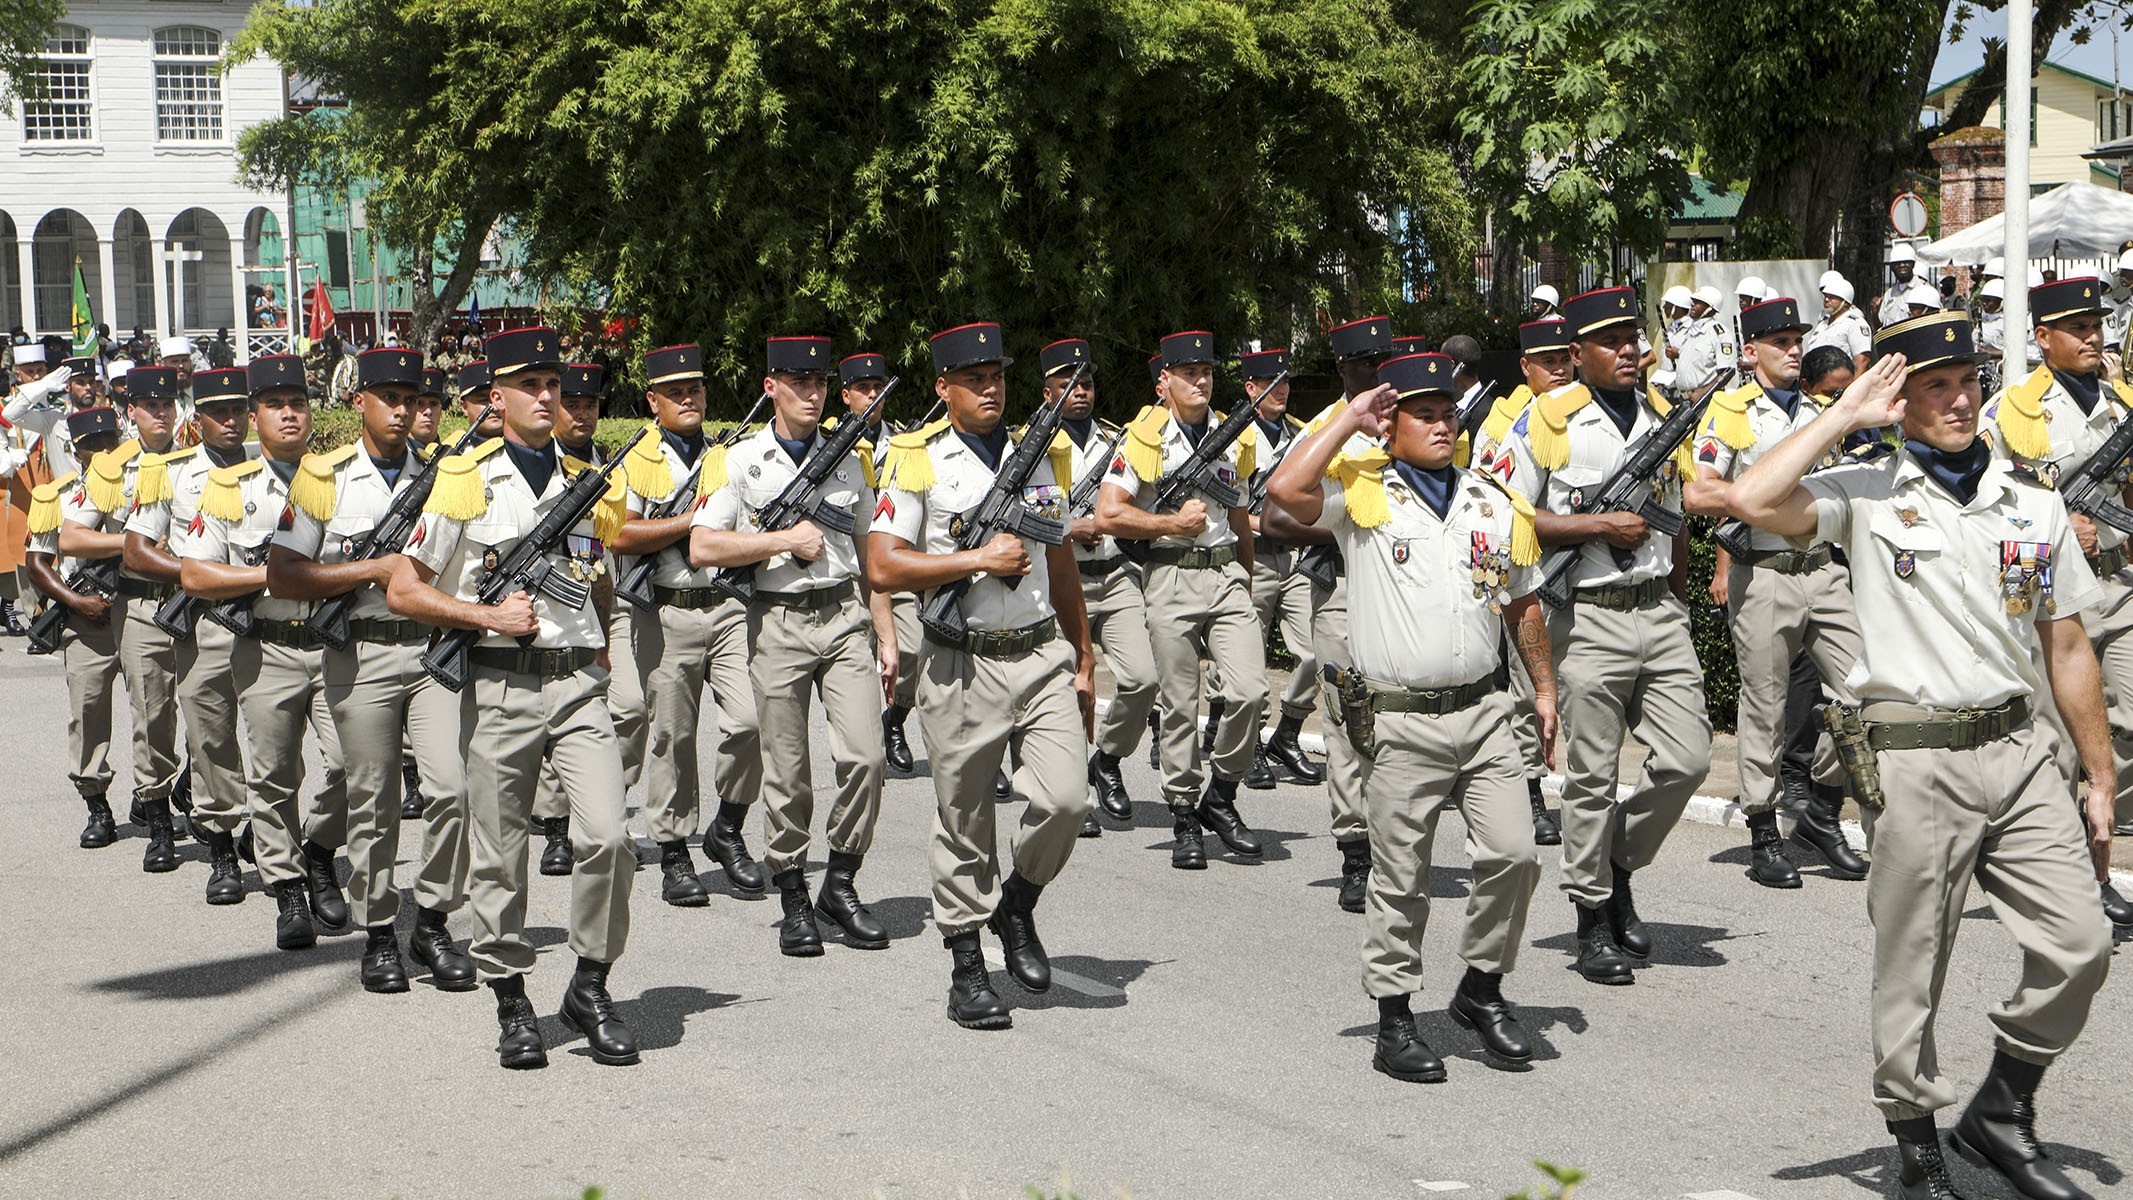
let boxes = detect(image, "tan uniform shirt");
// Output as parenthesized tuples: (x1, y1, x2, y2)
(1501, 385, 1683, 587)
(1063, 418, 1125, 563)
(1983, 365, 2133, 554)
(61, 444, 158, 584)
(874, 424, 1064, 633)
(621, 433, 722, 591)
(692, 425, 872, 591)
(273, 446, 426, 622)
(1102, 408, 1249, 551)
(178, 459, 304, 621)
(1695, 384, 1837, 553)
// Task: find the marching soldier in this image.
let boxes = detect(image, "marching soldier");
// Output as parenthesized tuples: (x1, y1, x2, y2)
(25, 407, 126, 847)
(57, 368, 190, 873)
(1239, 348, 1327, 790)
(1730, 317, 2115, 1200)
(844, 352, 924, 775)
(1684, 297, 1870, 888)
(1498, 287, 1714, 985)
(390, 326, 639, 1069)
(1097, 330, 1268, 869)
(1807, 277, 1873, 374)
(267, 348, 471, 991)
(176, 356, 357, 953)
(1047, 339, 1159, 826)
(1982, 275, 2133, 930)
(123, 367, 256, 903)
(411, 369, 447, 454)
(690, 334, 894, 955)
(608, 343, 767, 905)
(867, 320, 1098, 1030)
(1269, 353, 1554, 1082)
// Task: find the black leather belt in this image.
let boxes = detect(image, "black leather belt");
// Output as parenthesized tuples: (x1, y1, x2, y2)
(2090, 544, 2129, 576)
(252, 619, 325, 651)
(1077, 557, 1124, 577)
(116, 577, 174, 601)
(653, 585, 728, 611)
(470, 645, 598, 680)
(1862, 696, 2031, 751)
(1576, 577, 1667, 611)
(346, 618, 428, 645)
(1745, 544, 1834, 575)
(925, 618, 1057, 658)
(752, 581, 855, 611)
(1144, 544, 1238, 569)
(1368, 675, 1494, 715)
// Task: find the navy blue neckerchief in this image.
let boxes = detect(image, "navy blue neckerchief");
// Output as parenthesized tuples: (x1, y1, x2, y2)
(502, 439, 558, 495)
(369, 451, 409, 489)
(1254, 414, 1285, 449)
(1063, 416, 1095, 449)
(956, 426, 1010, 471)
(1592, 386, 1639, 438)
(1177, 416, 1210, 449)
(1392, 460, 1457, 520)
(265, 457, 299, 487)
(1903, 437, 1990, 505)
(2053, 368, 2103, 416)
(663, 427, 705, 468)
(1763, 385, 1802, 420)
(204, 443, 247, 470)
(773, 429, 812, 467)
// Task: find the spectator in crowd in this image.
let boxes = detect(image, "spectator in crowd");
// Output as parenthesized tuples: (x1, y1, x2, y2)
(207, 329, 237, 370)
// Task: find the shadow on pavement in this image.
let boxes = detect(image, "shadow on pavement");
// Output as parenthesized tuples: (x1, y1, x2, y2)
(90, 942, 356, 1000)
(1010, 955, 1163, 1012)
(1777, 1139, 2123, 1196)
(1528, 921, 1737, 968)
(1336, 1003, 1589, 1062)
(546, 984, 745, 1056)
(858, 894, 932, 942)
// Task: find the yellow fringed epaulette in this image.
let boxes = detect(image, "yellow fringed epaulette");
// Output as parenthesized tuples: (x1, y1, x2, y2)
(1704, 384, 1760, 452)
(1234, 421, 1257, 481)
(1329, 447, 1392, 529)
(2112, 379, 2133, 414)
(1453, 431, 1473, 468)
(622, 424, 674, 500)
(27, 471, 78, 535)
(1645, 385, 1674, 417)
(576, 459, 629, 544)
(289, 445, 357, 522)
(1527, 385, 1589, 470)
(415, 441, 438, 462)
(198, 460, 265, 523)
(1303, 398, 1349, 437)
(1477, 471, 1541, 566)
(425, 438, 502, 520)
(1046, 429, 1074, 494)
(858, 444, 877, 490)
(84, 439, 141, 513)
(1481, 386, 1533, 448)
(1122, 406, 1171, 480)
(1996, 366, 2054, 460)
(133, 444, 197, 508)
(879, 418, 952, 493)
(697, 441, 730, 498)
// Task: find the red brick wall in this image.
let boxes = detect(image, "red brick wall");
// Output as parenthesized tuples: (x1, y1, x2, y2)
(1931, 127, 2007, 243)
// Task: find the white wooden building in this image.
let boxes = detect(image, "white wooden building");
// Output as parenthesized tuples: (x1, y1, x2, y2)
(0, 1, 292, 356)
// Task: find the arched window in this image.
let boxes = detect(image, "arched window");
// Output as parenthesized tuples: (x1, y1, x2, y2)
(21, 25, 93, 142)
(152, 26, 223, 142)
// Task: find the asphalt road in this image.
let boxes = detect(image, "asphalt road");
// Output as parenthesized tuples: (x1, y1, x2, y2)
(0, 650, 2125, 1200)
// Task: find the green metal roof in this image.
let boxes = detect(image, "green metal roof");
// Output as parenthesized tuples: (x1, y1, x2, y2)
(1672, 176, 1743, 224)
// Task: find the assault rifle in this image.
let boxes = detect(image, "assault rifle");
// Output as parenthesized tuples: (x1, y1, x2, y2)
(614, 392, 769, 613)
(1117, 370, 1288, 563)
(916, 363, 1085, 646)
(1066, 420, 1132, 518)
(1532, 369, 1735, 610)
(419, 451, 630, 692)
(309, 406, 497, 649)
(2056, 406, 2133, 534)
(26, 557, 119, 655)
(708, 378, 901, 605)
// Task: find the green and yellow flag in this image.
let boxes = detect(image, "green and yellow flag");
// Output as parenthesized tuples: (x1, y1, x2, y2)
(69, 260, 96, 356)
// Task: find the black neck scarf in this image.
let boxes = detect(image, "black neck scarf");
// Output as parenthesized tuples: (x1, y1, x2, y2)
(956, 426, 1010, 471)
(502, 439, 558, 495)
(1592, 386, 1639, 438)
(1903, 437, 1991, 505)
(1392, 460, 1457, 520)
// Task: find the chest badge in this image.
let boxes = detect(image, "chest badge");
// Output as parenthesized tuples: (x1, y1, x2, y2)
(1391, 539, 1409, 564)
(1893, 548, 1916, 579)
(1896, 507, 1924, 528)
(340, 536, 357, 559)
(949, 515, 966, 538)
(1568, 488, 1585, 508)
(481, 549, 501, 572)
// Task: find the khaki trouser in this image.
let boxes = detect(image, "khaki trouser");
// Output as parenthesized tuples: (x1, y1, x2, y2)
(62, 604, 121, 797)
(176, 618, 248, 836)
(632, 597, 762, 842)
(1251, 547, 1319, 720)
(749, 594, 885, 875)
(1147, 558, 1268, 807)
(1725, 558, 1860, 815)
(1864, 718, 2111, 1120)
(466, 662, 634, 978)
(2081, 566, 2133, 821)
(117, 593, 183, 802)
(231, 638, 348, 887)
(1085, 562, 1159, 760)
(536, 606, 644, 820)
(1362, 692, 1539, 997)
(1547, 595, 1712, 908)
(324, 640, 471, 925)
(890, 594, 921, 710)
(1312, 576, 1369, 844)
(916, 632, 1090, 936)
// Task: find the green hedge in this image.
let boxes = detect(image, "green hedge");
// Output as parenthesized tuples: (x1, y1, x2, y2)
(303, 410, 661, 457)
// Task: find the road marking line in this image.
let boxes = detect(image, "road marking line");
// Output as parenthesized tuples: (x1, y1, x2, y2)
(981, 948, 1126, 999)
(1412, 1182, 1468, 1193)
(1683, 1190, 1764, 1200)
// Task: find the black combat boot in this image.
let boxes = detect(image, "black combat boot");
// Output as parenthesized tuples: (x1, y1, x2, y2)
(944, 930, 1012, 1030)
(1337, 838, 1371, 914)
(140, 796, 178, 873)
(1573, 901, 1634, 985)
(0, 596, 24, 636)
(1089, 751, 1133, 822)
(409, 906, 476, 991)
(1171, 808, 1206, 870)
(559, 957, 640, 1066)
(1080, 811, 1101, 837)
(1792, 780, 1869, 879)
(539, 816, 574, 877)
(1607, 865, 1652, 962)
(1243, 741, 1277, 790)
(1147, 710, 1162, 769)
(1265, 713, 1324, 784)
(659, 840, 710, 908)
(202, 828, 245, 905)
(1889, 1117, 1967, 1199)
(271, 880, 316, 951)
(994, 769, 1014, 799)
(1201, 697, 1225, 758)
(1371, 994, 1445, 1083)
(79, 791, 116, 849)
(303, 840, 349, 931)
(400, 760, 425, 821)
(360, 924, 409, 993)
(2099, 880, 2133, 931)
(169, 762, 194, 839)
(881, 705, 915, 774)
(1746, 810, 1803, 889)
(987, 872, 1050, 992)
(1195, 777, 1263, 856)
(1528, 778, 1560, 846)
(815, 850, 888, 949)
(773, 868, 823, 957)
(703, 802, 766, 896)
(1949, 1050, 2090, 1200)
(492, 975, 547, 1070)
(1448, 966, 1533, 1068)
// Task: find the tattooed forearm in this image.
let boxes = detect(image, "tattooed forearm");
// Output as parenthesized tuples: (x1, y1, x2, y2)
(1509, 597, 1555, 696)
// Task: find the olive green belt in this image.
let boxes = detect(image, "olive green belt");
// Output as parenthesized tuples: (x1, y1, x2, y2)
(654, 585, 730, 611)
(470, 645, 598, 680)
(751, 581, 855, 611)
(1575, 577, 1667, 611)
(926, 618, 1057, 658)
(1368, 675, 1493, 716)
(346, 617, 429, 645)
(1861, 696, 2031, 751)
(1077, 557, 1124, 577)
(252, 619, 325, 651)
(1145, 544, 1238, 570)
(1746, 544, 1834, 575)
(2090, 544, 2129, 576)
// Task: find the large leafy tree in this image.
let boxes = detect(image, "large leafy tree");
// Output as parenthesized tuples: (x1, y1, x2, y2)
(236, 0, 1473, 409)
(1, 0, 68, 100)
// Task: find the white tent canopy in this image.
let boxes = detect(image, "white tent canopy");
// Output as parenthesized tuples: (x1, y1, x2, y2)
(1918, 181, 2133, 264)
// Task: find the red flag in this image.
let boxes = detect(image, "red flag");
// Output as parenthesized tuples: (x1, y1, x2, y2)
(307, 280, 335, 342)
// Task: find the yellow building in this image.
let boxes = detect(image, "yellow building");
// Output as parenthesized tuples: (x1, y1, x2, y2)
(1925, 60, 2127, 191)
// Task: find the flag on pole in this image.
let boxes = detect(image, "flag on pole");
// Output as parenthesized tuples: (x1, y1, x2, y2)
(69, 260, 97, 356)
(466, 291, 481, 331)
(307, 280, 335, 343)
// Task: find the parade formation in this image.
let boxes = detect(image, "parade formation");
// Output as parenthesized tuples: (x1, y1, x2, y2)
(8, 275, 2133, 1200)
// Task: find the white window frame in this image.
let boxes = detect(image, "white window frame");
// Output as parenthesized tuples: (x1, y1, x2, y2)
(152, 25, 226, 145)
(18, 24, 96, 146)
